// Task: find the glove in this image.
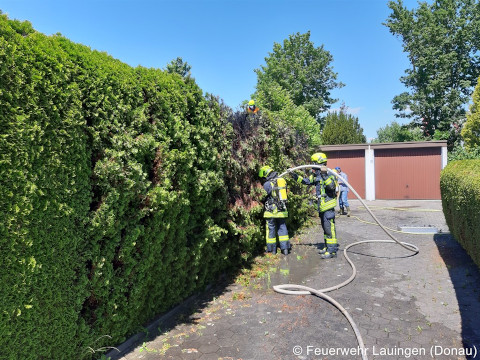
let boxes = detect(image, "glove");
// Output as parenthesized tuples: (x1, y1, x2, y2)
(319, 166, 328, 173)
(289, 171, 299, 181)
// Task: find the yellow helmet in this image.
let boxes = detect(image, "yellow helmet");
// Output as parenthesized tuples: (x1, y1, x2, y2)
(248, 99, 255, 106)
(311, 152, 327, 164)
(258, 165, 273, 178)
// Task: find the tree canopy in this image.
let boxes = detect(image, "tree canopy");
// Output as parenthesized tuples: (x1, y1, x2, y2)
(373, 121, 423, 143)
(462, 75, 480, 149)
(254, 81, 322, 146)
(321, 110, 366, 145)
(166, 57, 191, 78)
(254, 31, 344, 122)
(384, 0, 480, 146)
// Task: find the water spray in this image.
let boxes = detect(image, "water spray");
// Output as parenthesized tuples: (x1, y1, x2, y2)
(273, 165, 420, 360)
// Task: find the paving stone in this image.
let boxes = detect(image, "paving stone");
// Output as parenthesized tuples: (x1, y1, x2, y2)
(197, 342, 219, 354)
(215, 345, 241, 358)
(197, 353, 221, 360)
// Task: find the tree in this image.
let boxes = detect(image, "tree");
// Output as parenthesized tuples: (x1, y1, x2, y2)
(166, 57, 191, 78)
(254, 31, 344, 122)
(461, 75, 480, 149)
(373, 121, 423, 143)
(321, 110, 366, 145)
(384, 0, 480, 147)
(254, 82, 322, 146)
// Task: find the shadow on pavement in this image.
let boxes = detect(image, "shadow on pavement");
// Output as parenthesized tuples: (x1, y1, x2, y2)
(434, 233, 480, 359)
(105, 275, 237, 360)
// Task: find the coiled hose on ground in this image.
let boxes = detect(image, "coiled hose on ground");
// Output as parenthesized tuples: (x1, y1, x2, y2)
(273, 165, 420, 360)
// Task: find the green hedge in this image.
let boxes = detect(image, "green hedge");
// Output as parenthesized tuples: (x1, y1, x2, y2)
(0, 14, 312, 359)
(440, 160, 480, 268)
(0, 17, 92, 359)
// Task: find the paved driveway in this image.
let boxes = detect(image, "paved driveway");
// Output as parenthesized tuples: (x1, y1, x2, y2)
(109, 200, 480, 360)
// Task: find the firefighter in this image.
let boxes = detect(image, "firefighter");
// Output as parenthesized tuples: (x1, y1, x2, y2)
(290, 153, 339, 259)
(247, 99, 259, 114)
(335, 166, 351, 217)
(258, 165, 290, 255)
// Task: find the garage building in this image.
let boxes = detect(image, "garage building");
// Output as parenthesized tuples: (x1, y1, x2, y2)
(318, 141, 448, 200)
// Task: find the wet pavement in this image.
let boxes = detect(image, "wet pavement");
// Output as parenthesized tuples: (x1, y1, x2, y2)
(107, 200, 480, 360)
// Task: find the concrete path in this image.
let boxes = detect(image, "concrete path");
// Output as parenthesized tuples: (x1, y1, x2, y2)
(108, 200, 480, 360)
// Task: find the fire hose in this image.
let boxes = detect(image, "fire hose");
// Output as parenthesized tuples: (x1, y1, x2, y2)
(273, 165, 420, 360)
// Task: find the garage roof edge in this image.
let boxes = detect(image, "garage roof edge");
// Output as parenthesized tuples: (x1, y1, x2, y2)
(318, 140, 447, 151)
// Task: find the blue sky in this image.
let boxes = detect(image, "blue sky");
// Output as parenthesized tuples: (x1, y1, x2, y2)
(1, 0, 421, 140)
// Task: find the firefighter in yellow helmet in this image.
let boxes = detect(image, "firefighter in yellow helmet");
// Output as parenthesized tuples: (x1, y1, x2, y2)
(290, 153, 339, 259)
(258, 165, 290, 255)
(247, 99, 259, 114)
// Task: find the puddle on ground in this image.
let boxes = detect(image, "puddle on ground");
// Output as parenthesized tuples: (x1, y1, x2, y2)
(255, 243, 324, 290)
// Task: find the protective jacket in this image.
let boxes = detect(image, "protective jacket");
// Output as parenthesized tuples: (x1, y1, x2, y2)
(263, 171, 288, 218)
(297, 169, 337, 212)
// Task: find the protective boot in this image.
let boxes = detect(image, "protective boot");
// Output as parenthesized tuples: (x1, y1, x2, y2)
(338, 207, 344, 215)
(282, 248, 289, 255)
(346, 206, 351, 217)
(320, 251, 337, 259)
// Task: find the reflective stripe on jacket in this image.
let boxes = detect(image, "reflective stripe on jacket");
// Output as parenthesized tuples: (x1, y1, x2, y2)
(319, 175, 337, 212)
(263, 172, 288, 218)
(300, 170, 337, 212)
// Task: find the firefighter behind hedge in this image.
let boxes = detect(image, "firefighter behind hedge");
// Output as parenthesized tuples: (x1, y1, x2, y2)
(258, 165, 291, 255)
(247, 99, 259, 114)
(290, 152, 339, 259)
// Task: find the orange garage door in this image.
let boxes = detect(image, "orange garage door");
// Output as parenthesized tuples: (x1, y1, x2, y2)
(325, 150, 365, 199)
(375, 148, 441, 199)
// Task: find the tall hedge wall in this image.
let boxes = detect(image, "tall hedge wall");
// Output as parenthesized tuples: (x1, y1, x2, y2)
(0, 15, 311, 359)
(0, 17, 93, 359)
(440, 159, 480, 268)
